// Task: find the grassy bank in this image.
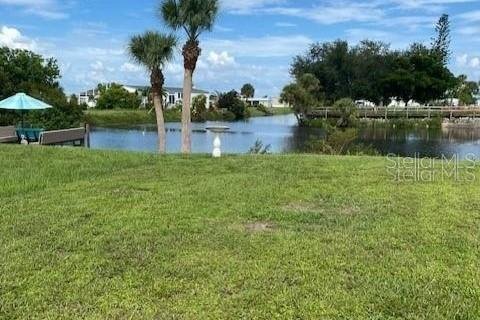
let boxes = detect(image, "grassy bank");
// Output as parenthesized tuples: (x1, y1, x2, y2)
(307, 117, 444, 129)
(85, 107, 293, 127)
(247, 107, 293, 117)
(1, 145, 479, 319)
(84, 109, 180, 127)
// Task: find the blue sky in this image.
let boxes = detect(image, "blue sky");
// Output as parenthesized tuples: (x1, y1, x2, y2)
(1, 0, 480, 97)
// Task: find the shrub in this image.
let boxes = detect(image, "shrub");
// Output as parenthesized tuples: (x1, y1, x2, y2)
(26, 101, 84, 130)
(192, 95, 207, 122)
(205, 109, 223, 121)
(222, 110, 236, 121)
(217, 90, 248, 120)
(257, 103, 273, 116)
(333, 98, 358, 128)
(96, 84, 141, 110)
(248, 139, 271, 154)
(305, 128, 378, 155)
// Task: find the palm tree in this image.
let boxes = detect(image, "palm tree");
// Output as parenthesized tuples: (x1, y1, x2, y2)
(128, 31, 176, 153)
(160, 0, 219, 154)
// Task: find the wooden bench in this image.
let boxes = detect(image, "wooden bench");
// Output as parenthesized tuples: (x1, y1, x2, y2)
(38, 127, 87, 146)
(0, 126, 18, 143)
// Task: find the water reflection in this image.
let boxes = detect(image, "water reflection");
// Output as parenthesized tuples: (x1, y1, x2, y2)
(90, 114, 480, 159)
(358, 124, 480, 159)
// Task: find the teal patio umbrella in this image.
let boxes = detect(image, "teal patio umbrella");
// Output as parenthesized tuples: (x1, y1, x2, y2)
(0, 93, 53, 127)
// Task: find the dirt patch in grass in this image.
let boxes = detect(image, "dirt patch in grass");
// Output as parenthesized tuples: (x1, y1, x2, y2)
(245, 222, 276, 233)
(339, 204, 361, 215)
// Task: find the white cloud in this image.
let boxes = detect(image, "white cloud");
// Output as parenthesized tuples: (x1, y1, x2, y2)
(215, 25, 234, 32)
(120, 62, 143, 73)
(457, 26, 480, 35)
(224, 0, 476, 26)
(90, 61, 105, 71)
(457, 53, 468, 66)
(0, 25, 37, 50)
(275, 22, 297, 27)
(470, 57, 480, 68)
(207, 51, 235, 67)
(457, 10, 480, 22)
(389, 0, 477, 12)
(456, 54, 480, 68)
(375, 15, 438, 30)
(204, 35, 312, 58)
(265, 2, 384, 25)
(221, 0, 284, 13)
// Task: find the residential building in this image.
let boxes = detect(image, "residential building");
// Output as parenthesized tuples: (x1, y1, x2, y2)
(245, 96, 289, 108)
(474, 94, 480, 107)
(79, 83, 210, 109)
(78, 88, 101, 108)
(123, 85, 210, 109)
(355, 100, 376, 108)
(388, 99, 422, 108)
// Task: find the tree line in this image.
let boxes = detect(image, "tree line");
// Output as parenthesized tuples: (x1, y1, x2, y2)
(282, 15, 479, 124)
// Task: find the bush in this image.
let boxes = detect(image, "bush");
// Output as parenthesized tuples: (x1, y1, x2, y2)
(192, 95, 207, 122)
(248, 139, 271, 154)
(205, 109, 223, 121)
(333, 98, 358, 128)
(96, 84, 141, 110)
(257, 104, 273, 116)
(222, 110, 236, 121)
(306, 118, 333, 129)
(217, 90, 248, 120)
(26, 102, 84, 130)
(305, 128, 378, 156)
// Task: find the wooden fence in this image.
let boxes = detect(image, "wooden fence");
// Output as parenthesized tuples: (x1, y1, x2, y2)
(307, 106, 480, 120)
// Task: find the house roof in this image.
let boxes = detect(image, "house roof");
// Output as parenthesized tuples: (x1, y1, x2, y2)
(247, 97, 271, 102)
(124, 85, 209, 94)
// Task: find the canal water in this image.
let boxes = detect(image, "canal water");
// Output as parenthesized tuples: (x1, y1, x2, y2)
(90, 114, 480, 159)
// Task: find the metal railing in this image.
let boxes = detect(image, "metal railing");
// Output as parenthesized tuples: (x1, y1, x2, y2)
(308, 106, 480, 120)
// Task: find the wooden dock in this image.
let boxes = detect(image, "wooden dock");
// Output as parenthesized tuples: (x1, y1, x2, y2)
(307, 106, 480, 120)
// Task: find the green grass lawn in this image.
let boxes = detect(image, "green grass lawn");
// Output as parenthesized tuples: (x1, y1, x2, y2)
(1, 145, 479, 319)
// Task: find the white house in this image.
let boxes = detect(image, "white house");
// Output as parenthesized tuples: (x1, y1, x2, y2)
(474, 94, 480, 107)
(78, 88, 101, 108)
(355, 100, 376, 108)
(79, 84, 210, 109)
(246, 96, 289, 108)
(123, 85, 210, 109)
(388, 98, 421, 108)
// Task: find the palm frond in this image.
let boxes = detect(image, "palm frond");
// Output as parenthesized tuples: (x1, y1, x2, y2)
(127, 31, 177, 71)
(160, 0, 182, 30)
(160, 0, 219, 40)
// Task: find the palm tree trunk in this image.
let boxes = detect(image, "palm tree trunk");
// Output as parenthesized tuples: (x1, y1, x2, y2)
(151, 69, 166, 154)
(181, 68, 193, 154)
(153, 92, 166, 153)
